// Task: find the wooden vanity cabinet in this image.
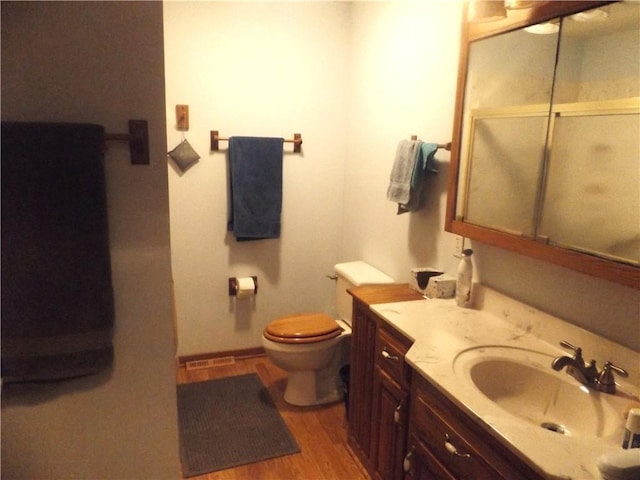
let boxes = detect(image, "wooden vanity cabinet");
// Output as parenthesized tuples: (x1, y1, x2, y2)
(348, 295, 377, 467)
(405, 374, 544, 480)
(347, 284, 423, 477)
(348, 284, 544, 480)
(370, 321, 413, 480)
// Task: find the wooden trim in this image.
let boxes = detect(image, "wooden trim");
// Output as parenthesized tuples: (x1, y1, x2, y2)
(177, 347, 265, 366)
(348, 284, 424, 305)
(175, 105, 189, 131)
(467, 1, 615, 41)
(445, 2, 471, 234)
(449, 220, 640, 289)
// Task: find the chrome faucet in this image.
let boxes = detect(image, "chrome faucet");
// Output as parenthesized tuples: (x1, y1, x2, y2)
(551, 340, 628, 394)
(551, 341, 598, 385)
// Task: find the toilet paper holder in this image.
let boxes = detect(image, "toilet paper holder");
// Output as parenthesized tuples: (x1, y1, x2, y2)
(228, 276, 258, 296)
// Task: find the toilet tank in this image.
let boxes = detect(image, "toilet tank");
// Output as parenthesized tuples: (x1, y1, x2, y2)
(334, 261, 394, 324)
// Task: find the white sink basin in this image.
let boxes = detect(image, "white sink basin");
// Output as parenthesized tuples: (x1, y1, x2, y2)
(453, 346, 637, 440)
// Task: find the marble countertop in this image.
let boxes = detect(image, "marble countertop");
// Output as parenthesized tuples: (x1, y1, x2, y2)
(370, 285, 640, 480)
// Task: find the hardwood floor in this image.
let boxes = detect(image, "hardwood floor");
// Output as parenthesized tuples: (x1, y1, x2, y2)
(177, 355, 370, 480)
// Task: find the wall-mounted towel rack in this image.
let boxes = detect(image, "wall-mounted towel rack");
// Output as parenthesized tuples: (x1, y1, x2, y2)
(103, 119, 149, 165)
(410, 135, 451, 151)
(210, 130, 303, 153)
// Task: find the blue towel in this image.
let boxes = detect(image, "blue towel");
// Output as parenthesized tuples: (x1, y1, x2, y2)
(228, 136, 284, 240)
(1, 122, 114, 381)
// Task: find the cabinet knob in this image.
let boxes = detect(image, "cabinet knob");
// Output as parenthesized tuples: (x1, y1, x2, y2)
(444, 434, 471, 458)
(381, 348, 400, 361)
(403, 445, 415, 473)
(394, 401, 403, 423)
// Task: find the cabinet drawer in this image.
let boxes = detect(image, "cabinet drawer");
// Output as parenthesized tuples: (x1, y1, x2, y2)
(405, 433, 456, 480)
(412, 394, 497, 480)
(375, 321, 412, 387)
(411, 375, 543, 480)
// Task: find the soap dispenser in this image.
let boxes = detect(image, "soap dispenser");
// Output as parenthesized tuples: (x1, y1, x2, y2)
(456, 249, 473, 307)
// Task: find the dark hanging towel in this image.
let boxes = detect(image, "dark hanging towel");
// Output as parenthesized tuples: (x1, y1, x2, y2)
(1, 122, 114, 382)
(227, 136, 284, 241)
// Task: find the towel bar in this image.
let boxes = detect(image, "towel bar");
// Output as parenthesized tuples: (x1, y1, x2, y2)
(410, 135, 451, 151)
(210, 130, 302, 153)
(104, 119, 149, 165)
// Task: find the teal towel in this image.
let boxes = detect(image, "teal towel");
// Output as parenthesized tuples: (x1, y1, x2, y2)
(387, 140, 421, 204)
(397, 142, 439, 214)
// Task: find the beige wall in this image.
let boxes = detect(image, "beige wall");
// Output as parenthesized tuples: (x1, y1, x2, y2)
(344, 1, 638, 350)
(343, 0, 463, 277)
(1, 2, 180, 478)
(341, 1, 640, 350)
(164, 1, 350, 356)
(166, 0, 639, 354)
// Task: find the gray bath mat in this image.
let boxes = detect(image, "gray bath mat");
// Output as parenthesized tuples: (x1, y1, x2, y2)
(177, 373, 300, 477)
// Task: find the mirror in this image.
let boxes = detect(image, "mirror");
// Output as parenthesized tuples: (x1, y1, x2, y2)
(539, 3, 639, 265)
(459, 26, 558, 237)
(447, 1, 640, 289)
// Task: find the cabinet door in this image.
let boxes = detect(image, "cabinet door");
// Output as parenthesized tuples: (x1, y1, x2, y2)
(348, 299, 377, 461)
(371, 366, 408, 480)
(404, 435, 456, 480)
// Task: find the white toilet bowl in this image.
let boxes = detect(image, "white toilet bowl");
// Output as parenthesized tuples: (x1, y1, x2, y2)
(262, 315, 351, 406)
(262, 261, 394, 407)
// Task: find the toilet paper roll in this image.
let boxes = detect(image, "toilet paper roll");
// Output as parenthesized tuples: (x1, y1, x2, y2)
(235, 277, 256, 299)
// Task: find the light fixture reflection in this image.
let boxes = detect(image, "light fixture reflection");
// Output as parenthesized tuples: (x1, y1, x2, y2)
(524, 21, 560, 34)
(505, 0, 536, 9)
(469, 0, 507, 23)
(570, 8, 609, 22)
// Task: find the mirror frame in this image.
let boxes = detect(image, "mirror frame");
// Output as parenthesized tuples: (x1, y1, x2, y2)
(445, 0, 640, 290)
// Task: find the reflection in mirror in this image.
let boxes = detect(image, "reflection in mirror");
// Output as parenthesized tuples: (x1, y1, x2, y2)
(553, 3, 640, 103)
(539, 114, 639, 263)
(457, 26, 558, 232)
(539, 2, 640, 265)
(463, 28, 558, 110)
(465, 115, 546, 236)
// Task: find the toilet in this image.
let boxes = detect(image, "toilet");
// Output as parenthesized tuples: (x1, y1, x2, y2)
(262, 261, 394, 406)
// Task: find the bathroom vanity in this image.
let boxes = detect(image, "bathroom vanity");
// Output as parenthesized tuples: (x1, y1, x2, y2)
(347, 284, 640, 480)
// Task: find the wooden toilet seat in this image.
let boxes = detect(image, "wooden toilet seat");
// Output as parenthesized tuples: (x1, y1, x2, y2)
(263, 313, 342, 344)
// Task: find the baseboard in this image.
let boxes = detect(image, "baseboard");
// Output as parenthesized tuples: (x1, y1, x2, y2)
(177, 347, 266, 367)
